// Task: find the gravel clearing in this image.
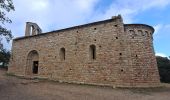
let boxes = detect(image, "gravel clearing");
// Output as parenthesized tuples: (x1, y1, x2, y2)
(0, 69, 170, 100)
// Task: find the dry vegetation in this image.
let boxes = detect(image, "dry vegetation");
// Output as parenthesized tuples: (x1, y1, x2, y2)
(0, 69, 170, 100)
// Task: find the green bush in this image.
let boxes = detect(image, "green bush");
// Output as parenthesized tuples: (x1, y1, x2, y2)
(0, 49, 10, 69)
(156, 56, 170, 83)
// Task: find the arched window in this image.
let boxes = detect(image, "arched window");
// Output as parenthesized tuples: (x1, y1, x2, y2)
(138, 30, 144, 36)
(60, 48, 65, 61)
(89, 45, 96, 60)
(129, 30, 135, 34)
(129, 30, 136, 38)
(145, 31, 149, 37)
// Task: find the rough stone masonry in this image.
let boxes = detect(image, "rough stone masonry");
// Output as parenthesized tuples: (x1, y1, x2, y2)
(8, 15, 160, 87)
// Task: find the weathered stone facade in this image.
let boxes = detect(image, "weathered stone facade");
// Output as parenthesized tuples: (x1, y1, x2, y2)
(8, 15, 160, 87)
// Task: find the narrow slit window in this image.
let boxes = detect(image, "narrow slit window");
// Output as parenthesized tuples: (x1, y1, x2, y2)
(89, 45, 96, 60)
(60, 48, 65, 61)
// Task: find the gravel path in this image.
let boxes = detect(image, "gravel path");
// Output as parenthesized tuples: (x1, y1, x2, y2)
(0, 69, 170, 100)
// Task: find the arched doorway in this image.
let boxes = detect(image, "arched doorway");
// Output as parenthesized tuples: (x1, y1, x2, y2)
(26, 50, 39, 75)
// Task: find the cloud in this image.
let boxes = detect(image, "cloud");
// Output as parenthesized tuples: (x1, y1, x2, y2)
(144, 0, 170, 9)
(156, 52, 168, 57)
(73, 0, 98, 11)
(7, 0, 99, 37)
(30, 0, 49, 11)
(153, 24, 163, 39)
(5, 0, 100, 50)
(4, 0, 170, 50)
(93, 0, 170, 23)
(8, 0, 170, 37)
(153, 24, 170, 38)
(153, 24, 170, 57)
(154, 24, 163, 35)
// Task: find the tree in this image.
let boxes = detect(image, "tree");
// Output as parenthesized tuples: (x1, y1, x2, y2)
(0, 48, 10, 69)
(156, 56, 170, 83)
(0, 0, 15, 50)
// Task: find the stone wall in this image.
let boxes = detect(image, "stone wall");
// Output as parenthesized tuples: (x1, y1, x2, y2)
(8, 15, 160, 87)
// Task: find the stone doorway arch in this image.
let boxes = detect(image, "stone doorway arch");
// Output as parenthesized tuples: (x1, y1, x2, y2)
(26, 50, 39, 76)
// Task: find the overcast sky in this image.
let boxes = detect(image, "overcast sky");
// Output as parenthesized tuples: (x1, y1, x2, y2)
(5, 0, 170, 57)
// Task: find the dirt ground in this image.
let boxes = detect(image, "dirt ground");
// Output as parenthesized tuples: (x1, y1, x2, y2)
(0, 69, 170, 100)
